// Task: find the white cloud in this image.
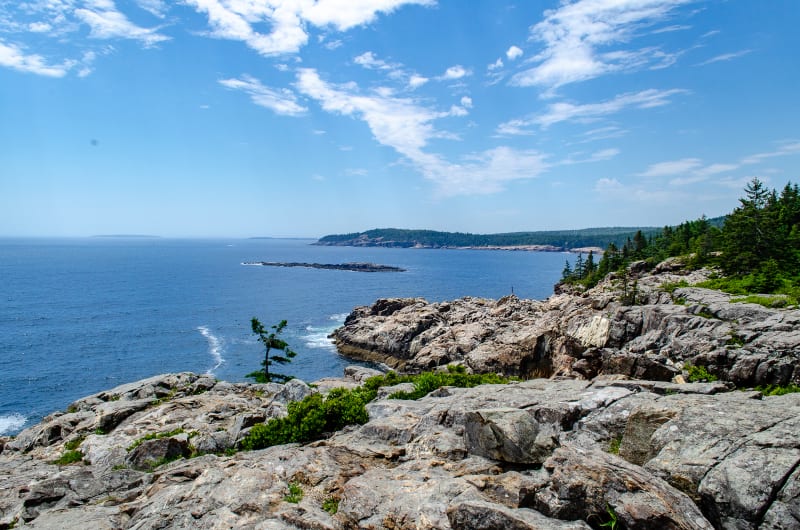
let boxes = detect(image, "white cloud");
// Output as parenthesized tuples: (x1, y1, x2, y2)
(652, 24, 690, 33)
(28, 22, 53, 32)
(488, 58, 503, 71)
(595, 177, 624, 193)
(505, 45, 522, 60)
(460, 96, 472, 108)
(354, 51, 391, 69)
(740, 142, 800, 165)
(408, 74, 428, 89)
(136, 0, 168, 18)
(512, 0, 693, 93)
(639, 158, 702, 177)
(590, 148, 620, 161)
(498, 88, 688, 133)
(76, 0, 170, 46)
(0, 39, 73, 77)
(219, 75, 307, 116)
(186, 0, 432, 57)
(295, 68, 547, 195)
(696, 49, 752, 66)
(440, 64, 470, 80)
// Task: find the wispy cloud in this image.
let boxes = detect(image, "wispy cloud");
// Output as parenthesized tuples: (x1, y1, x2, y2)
(638, 157, 702, 177)
(186, 0, 432, 57)
(497, 88, 688, 133)
(295, 68, 547, 195)
(219, 75, 307, 116)
(0, 39, 74, 77)
(512, 0, 693, 93)
(696, 49, 752, 66)
(740, 141, 800, 165)
(76, 0, 170, 46)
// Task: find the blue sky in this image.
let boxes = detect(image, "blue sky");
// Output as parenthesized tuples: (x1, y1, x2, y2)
(1, 0, 798, 238)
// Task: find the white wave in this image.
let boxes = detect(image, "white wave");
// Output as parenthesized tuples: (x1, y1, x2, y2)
(329, 313, 349, 322)
(0, 413, 27, 435)
(197, 326, 225, 375)
(302, 326, 338, 351)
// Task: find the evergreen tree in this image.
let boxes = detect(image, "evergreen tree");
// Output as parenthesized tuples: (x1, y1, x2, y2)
(574, 253, 584, 279)
(561, 259, 573, 281)
(247, 318, 297, 383)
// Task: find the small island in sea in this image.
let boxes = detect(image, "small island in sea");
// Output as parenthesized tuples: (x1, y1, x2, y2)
(242, 261, 406, 273)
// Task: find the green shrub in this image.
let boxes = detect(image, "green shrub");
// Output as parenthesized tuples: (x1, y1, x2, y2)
(731, 294, 791, 308)
(53, 450, 83, 465)
(686, 364, 718, 382)
(284, 482, 303, 504)
(756, 383, 800, 396)
(322, 497, 339, 515)
(241, 367, 514, 451)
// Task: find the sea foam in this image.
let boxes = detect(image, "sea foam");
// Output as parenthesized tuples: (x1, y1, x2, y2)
(303, 313, 347, 351)
(0, 413, 27, 436)
(197, 326, 225, 375)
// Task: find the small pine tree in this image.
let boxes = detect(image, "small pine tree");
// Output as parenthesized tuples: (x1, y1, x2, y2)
(561, 259, 573, 281)
(247, 318, 297, 383)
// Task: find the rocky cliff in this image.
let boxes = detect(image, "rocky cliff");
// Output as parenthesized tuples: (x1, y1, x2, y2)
(1, 369, 799, 529)
(332, 259, 800, 387)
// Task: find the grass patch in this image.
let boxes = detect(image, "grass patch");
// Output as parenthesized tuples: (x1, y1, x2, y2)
(695, 306, 715, 319)
(53, 449, 83, 465)
(127, 428, 185, 452)
(686, 364, 718, 383)
(66, 405, 78, 413)
(284, 482, 303, 504)
(144, 454, 183, 471)
(322, 497, 339, 515)
(660, 280, 689, 293)
(241, 366, 514, 451)
(725, 333, 746, 347)
(607, 436, 622, 455)
(731, 294, 791, 308)
(64, 435, 85, 451)
(756, 383, 800, 396)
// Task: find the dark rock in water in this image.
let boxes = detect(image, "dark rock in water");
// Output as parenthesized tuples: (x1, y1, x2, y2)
(242, 261, 406, 272)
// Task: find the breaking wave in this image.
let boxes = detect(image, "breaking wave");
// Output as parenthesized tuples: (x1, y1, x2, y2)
(0, 413, 27, 436)
(197, 326, 225, 375)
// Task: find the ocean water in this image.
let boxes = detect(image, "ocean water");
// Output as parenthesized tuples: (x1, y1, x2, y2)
(0, 238, 566, 435)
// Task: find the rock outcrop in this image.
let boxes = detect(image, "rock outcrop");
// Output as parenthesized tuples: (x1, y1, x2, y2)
(1, 370, 799, 529)
(332, 261, 800, 387)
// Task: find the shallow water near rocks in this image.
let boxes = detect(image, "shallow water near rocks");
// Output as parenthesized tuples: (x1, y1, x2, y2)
(0, 237, 565, 435)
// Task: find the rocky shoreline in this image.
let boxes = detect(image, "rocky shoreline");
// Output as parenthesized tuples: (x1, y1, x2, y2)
(1, 258, 799, 529)
(332, 259, 800, 387)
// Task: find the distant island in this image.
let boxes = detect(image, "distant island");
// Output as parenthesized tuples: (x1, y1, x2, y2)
(242, 261, 406, 272)
(313, 226, 675, 251)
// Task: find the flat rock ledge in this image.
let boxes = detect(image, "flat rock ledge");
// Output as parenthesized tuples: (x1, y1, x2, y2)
(332, 259, 800, 387)
(1, 369, 799, 529)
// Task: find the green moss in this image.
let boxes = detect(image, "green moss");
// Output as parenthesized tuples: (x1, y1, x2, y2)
(695, 306, 715, 319)
(686, 364, 718, 382)
(66, 405, 78, 413)
(284, 482, 303, 504)
(127, 428, 185, 452)
(322, 497, 339, 515)
(53, 449, 83, 465)
(725, 333, 746, 347)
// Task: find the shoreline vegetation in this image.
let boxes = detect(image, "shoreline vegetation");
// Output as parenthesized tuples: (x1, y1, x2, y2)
(314, 226, 675, 251)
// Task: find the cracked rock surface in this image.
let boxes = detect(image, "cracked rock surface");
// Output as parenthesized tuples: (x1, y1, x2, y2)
(1, 370, 799, 529)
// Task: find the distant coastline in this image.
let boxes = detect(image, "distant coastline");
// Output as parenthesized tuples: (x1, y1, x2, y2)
(242, 261, 406, 272)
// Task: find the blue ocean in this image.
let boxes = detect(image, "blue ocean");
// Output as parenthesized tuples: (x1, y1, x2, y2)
(0, 238, 565, 435)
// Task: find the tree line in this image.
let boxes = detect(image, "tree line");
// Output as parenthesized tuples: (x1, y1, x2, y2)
(562, 179, 800, 297)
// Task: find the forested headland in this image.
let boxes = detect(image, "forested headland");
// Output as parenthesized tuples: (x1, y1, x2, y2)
(561, 179, 800, 303)
(315, 226, 670, 251)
